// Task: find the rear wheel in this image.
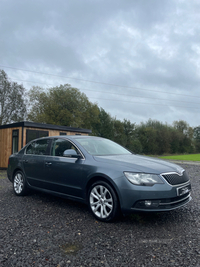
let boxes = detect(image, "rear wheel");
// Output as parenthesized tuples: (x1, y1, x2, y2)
(13, 171, 28, 196)
(88, 181, 120, 222)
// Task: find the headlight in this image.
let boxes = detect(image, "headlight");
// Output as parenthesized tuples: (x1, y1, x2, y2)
(124, 172, 164, 186)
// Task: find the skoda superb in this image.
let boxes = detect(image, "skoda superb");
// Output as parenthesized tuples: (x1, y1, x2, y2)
(7, 136, 192, 222)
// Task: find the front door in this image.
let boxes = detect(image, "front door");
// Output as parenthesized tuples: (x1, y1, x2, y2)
(43, 138, 85, 199)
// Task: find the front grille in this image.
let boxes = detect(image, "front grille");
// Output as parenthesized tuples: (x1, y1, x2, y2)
(161, 171, 189, 185)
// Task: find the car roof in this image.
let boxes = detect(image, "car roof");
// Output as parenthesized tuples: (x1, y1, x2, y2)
(51, 135, 99, 138)
(30, 135, 103, 141)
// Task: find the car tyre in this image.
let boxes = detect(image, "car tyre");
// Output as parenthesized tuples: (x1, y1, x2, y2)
(13, 171, 28, 196)
(88, 181, 120, 222)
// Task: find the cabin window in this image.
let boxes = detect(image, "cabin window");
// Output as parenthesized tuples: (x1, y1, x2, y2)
(59, 132, 67, 135)
(12, 130, 19, 153)
(26, 129, 49, 143)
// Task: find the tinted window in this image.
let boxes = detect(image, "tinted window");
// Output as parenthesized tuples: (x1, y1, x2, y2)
(26, 139, 50, 155)
(51, 139, 79, 157)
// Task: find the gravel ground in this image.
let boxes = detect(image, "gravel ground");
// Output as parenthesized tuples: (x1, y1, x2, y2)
(0, 163, 199, 267)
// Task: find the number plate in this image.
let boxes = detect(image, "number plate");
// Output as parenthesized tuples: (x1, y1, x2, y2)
(177, 184, 191, 196)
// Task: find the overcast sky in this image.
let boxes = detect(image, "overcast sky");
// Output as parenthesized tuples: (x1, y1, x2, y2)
(1, 0, 200, 127)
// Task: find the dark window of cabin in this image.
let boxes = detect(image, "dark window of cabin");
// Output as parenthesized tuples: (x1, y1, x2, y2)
(12, 130, 19, 153)
(26, 129, 49, 143)
(60, 132, 67, 135)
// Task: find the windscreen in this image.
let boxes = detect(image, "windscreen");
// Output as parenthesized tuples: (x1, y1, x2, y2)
(75, 138, 132, 156)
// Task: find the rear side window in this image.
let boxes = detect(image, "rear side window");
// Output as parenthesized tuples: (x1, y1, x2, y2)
(26, 139, 50, 155)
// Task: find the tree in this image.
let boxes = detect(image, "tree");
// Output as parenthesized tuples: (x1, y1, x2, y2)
(113, 119, 140, 152)
(172, 120, 194, 153)
(0, 70, 26, 125)
(123, 119, 136, 150)
(27, 84, 100, 132)
(137, 125, 158, 154)
(136, 120, 170, 155)
(113, 119, 126, 146)
(96, 108, 114, 139)
(173, 120, 189, 134)
(193, 126, 200, 152)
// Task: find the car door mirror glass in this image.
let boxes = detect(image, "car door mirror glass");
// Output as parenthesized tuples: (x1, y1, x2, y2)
(63, 149, 81, 158)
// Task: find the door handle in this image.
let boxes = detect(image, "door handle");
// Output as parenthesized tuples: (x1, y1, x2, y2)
(45, 162, 52, 166)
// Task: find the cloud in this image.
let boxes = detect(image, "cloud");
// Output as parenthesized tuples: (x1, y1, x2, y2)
(0, 0, 200, 127)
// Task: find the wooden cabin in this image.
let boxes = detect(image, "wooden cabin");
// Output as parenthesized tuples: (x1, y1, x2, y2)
(0, 121, 92, 168)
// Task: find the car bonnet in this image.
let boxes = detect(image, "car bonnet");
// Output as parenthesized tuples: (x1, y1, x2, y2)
(93, 154, 184, 174)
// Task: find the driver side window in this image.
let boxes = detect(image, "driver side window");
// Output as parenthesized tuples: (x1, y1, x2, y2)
(51, 139, 79, 157)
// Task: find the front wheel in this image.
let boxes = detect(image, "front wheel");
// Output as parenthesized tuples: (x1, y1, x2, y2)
(88, 181, 120, 222)
(13, 171, 28, 196)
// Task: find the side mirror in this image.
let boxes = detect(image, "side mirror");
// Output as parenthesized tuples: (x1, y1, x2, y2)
(63, 149, 82, 159)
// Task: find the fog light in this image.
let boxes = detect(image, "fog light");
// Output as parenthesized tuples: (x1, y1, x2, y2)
(145, 200, 152, 207)
(134, 200, 161, 209)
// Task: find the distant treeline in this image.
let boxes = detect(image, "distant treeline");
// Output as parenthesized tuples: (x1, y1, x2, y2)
(24, 84, 200, 155)
(97, 116, 199, 155)
(1, 69, 200, 155)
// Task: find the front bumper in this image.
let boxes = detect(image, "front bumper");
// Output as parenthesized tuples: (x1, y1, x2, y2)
(119, 180, 192, 214)
(132, 191, 192, 212)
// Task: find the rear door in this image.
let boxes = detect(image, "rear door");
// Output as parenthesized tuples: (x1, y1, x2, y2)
(22, 138, 51, 188)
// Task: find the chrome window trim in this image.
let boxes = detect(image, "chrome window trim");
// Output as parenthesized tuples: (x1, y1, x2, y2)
(23, 153, 85, 161)
(24, 137, 85, 160)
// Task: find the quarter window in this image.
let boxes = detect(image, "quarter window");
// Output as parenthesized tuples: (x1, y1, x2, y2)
(26, 139, 50, 155)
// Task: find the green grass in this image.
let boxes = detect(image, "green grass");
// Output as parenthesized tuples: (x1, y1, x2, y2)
(159, 154, 200, 161)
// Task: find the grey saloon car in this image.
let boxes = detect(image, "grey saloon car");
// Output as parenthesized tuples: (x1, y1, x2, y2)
(7, 136, 192, 222)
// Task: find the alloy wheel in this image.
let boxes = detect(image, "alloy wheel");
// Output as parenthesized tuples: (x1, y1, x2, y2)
(14, 172, 24, 194)
(89, 185, 113, 219)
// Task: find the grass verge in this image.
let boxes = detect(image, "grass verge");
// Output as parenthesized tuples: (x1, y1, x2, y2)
(159, 154, 200, 161)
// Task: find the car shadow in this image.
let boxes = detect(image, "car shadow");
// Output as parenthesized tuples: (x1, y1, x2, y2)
(21, 188, 194, 226)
